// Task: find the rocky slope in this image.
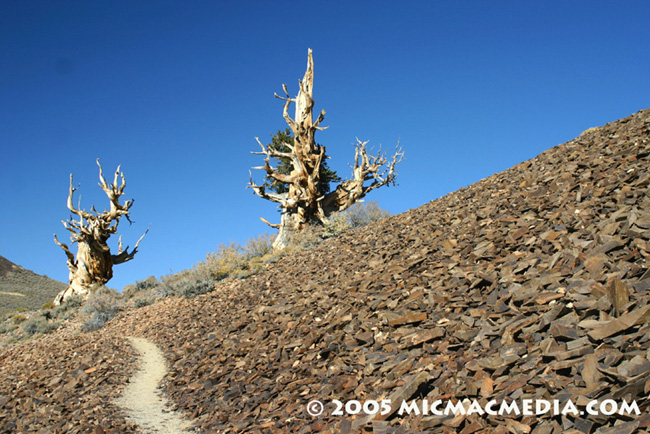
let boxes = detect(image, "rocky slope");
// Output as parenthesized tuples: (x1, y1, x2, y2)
(0, 255, 67, 315)
(1, 108, 649, 433)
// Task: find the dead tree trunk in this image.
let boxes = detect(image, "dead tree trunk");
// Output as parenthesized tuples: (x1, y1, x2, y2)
(53, 160, 148, 304)
(249, 49, 403, 250)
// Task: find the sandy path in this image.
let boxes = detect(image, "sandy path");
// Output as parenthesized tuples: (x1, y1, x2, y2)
(116, 337, 193, 434)
(0, 291, 25, 297)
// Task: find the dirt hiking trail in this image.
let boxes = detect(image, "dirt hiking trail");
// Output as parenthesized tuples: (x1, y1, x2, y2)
(116, 337, 193, 434)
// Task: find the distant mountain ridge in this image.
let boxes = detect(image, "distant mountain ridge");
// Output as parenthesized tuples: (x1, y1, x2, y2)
(0, 255, 67, 315)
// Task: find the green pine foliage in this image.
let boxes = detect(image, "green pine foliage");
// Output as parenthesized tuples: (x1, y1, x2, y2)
(263, 129, 341, 196)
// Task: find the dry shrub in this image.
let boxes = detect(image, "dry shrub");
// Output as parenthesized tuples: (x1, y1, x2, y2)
(198, 242, 248, 280)
(323, 201, 389, 237)
(21, 317, 59, 336)
(243, 233, 275, 259)
(284, 224, 324, 248)
(81, 288, 122, 332)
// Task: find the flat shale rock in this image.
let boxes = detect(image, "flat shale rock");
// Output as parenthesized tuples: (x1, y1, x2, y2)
(2, 108, 650, 433)
(0, 325, 138, 433)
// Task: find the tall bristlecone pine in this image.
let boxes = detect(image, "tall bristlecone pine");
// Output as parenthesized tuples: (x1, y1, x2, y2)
(54, 159, 148, 304)
(249, 49, 403, 250)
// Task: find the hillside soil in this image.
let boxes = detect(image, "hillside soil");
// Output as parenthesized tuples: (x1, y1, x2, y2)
(0, 255, 67, 315)
(1, 108, 650, 433)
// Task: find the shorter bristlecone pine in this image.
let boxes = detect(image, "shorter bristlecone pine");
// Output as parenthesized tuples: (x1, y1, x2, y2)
(54, 159, 147, 304)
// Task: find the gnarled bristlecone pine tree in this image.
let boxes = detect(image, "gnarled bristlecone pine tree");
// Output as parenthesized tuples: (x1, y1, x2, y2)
(53, 159, 148, 304)
(249, 49, 403, 250)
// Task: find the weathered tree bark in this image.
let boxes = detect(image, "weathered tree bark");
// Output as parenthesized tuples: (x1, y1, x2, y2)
(53, 160, 148, 304)
(249, 49, 403, 250)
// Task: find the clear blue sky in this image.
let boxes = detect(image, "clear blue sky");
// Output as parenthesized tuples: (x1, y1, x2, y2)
(2, 1, 649, 290)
